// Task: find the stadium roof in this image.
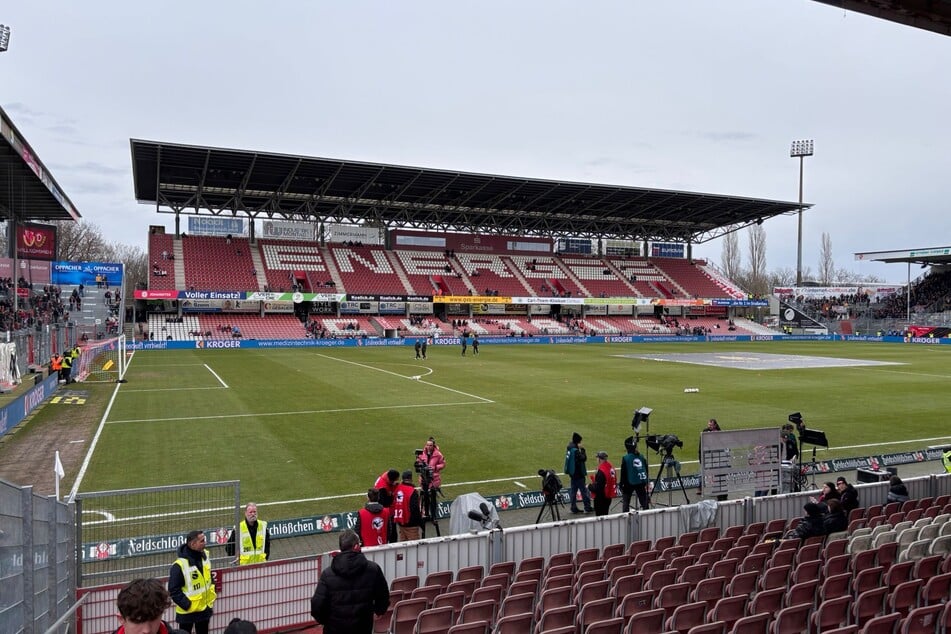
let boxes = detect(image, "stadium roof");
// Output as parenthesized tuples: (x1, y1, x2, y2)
(855, 246, 951, 266)
(130, 139, 807, 244)
(812, 0, 951, 37)
(0, 107, 81, 222)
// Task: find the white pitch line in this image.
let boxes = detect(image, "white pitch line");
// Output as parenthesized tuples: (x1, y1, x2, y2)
(316, 353, 494, 403)
(859, 368, 951, 379)
(205, 364, 229, 388)
(121, 386, 229, 393)
(105, 400, 491, 425)
(68, 374, 127, 502)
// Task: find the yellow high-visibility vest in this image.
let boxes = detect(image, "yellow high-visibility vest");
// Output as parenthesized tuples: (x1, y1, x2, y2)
(173, 554, 216, 614)
(238, 519, 268, 565)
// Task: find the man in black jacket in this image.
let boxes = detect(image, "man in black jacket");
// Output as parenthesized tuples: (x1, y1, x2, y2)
(167, 530, 215, 634)
(311, 530, 390, 634)
(836, 476, 860, 513)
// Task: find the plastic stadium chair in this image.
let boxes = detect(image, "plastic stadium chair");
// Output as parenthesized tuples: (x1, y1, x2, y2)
(758, 564, 792, 592)
(851, 586, 887, 628)
(577, 579, 611, 605)
(615, 590, 656, 620)
(519, 556, 545, 574)
(470, 584, 504, 607)
(691, 576, 727, 610)
(654, 582, 692, 620)
(858, 613, 901, 634)
(446, 621, 488, 634)
(410, 584, 443, 607)
(768, 603, 811, 634)
(431, 590, 466, 622)
(456, 565, 484, 583)
(809, 595, 850, 634)
(708, 596, 747, 631)
(820, 572, 853, 601)
(726, 571, 759, 598)
(901, 604, 944, 634)
(663, 601, 707, 634)
(577, 597, 618, 634)
(888, 579, 923, 618)
(884, 561, 915, 591)
(498, 592, 535, 620)
(786, 579, 818, 609)
(584, 617, 625, 634)
(623, 608, 666, 634)
(423, 569, 453, 589)
(627, 539, 653, 558)
(602, 543, 627, 560)
(545, 552, 573, 572)
(494, 613, 532, 634)
(488, 561, 515, 579)
(414, 605, 454, 634)
(392, 575, 421, 593)
(679, 563, 708, 585)
(912, 554, 943, 580)
(535, 604, 578, 634)
(611, 573, 643, 600)
(535, 586, 572, 623)
(921, 571, 951, 606)
(749, 587, 784, 616)
(508, 579, 540, 598)
(727, 613, 770, 634)
(390, 598, 429, 634)
(575, 547, 601, 566)
(792, 559, 821, 586)
(446, 578, 477, 601)
(458, 599, 497, 628)
(686, 622, 726, 634)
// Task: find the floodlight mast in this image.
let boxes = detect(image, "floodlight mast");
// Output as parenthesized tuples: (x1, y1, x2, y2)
(0, 25, 11, 53)
(790, 139, 814, 287)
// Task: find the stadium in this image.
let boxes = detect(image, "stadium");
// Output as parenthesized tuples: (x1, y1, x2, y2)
(3, 4, 951, 634)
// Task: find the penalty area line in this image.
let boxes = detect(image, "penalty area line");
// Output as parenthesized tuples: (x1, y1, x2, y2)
(106, 400, 491, 425)
(205, 364, 229, 388)
(316, 353, 494, 403)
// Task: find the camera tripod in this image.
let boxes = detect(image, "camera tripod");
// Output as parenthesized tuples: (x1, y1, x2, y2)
(649, 450, 689, 507)
(536, 490, 564, 524)
(420, 483, 442, 538)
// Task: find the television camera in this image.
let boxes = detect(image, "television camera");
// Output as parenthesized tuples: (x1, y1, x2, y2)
(536, 468, 564, 523)
(414, 448, 441, 537)
(414, 449, 436, 487)
(646, 434, 684, 455)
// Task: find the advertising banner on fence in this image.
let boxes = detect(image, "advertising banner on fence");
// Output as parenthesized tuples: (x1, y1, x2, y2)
(188, 217, 246, 237)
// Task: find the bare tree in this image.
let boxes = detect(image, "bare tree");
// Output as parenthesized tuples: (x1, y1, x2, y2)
(54, 220, 110, 262)
(745, 224, 768, 296)
(720, 231, 742, 281)
(818, 232, 835, 285)
(768, 267, 797, 288)
(104, 243, 148, 294)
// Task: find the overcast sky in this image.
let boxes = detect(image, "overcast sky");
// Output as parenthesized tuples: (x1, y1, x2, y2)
(3, 1, 950, 283)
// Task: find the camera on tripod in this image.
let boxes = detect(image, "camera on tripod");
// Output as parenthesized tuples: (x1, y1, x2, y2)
(538, 469, 563, 497)
(646, 434, 684, 454)
(414, 449, 435, 487)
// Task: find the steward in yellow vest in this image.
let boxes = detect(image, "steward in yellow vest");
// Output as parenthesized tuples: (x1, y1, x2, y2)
(943, 449, 951, 474)
(168, 530, 216, 633)
(226, 503, 270, 565)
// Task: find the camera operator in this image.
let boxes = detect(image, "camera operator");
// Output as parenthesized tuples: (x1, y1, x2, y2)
(416, 437, 445, 489)
(588, 451, 617, 517)
(781, 424, 799, 461)
(620, 437, 650, 511)
(698, 419, 723, 498)
(564, 432, 593, 514)
(392, 470, 423, 541)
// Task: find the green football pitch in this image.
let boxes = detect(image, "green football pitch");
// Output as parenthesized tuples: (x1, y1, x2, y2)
(78, 340, 951, 519)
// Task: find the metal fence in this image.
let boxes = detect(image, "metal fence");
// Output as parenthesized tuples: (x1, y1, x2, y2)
(74, 481, 240, 587)
(69, 472, 951, 634)
(0, 478, 75, 634)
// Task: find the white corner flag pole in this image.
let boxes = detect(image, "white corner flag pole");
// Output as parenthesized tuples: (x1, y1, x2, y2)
(54, 451, 65, 500)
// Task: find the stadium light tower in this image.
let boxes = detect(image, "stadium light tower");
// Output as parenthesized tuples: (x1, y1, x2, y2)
(790, 139, 813, 286)
(0, 25, 10, 52)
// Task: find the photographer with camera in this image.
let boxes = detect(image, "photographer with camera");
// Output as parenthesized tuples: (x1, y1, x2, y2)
(620, 437, 650, 511)
(588, 451, 617, 516)
(564, 432, 593, 514)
